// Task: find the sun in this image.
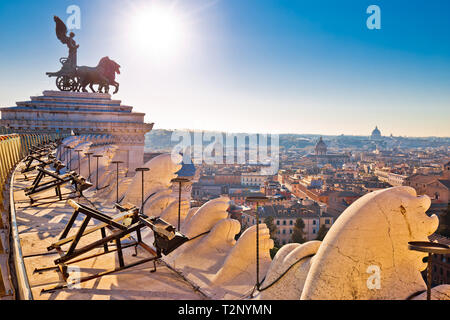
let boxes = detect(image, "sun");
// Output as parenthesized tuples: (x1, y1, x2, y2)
(130, 4, 186, 59)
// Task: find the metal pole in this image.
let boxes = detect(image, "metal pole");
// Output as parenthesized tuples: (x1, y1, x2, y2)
(178, 181, 182, 231)
(112, 161, 123, 203)
(93, 155, 103, 190)
(85, 152, 93, 180)
(116, 163, 119, 203)
(407, 241, 450, 301)
(245, 195, 268, 292)
(63, 146, 68, 165)
(256, 201, 260, 290)
(427, 253, 432, 301)
(171, 177, 190, 232)
(68, 147, 72, 171)
(142, 171, 144, 210)
(66, 146, 70, 168)
(88, 154, 91, 179)
(96, 157, 99, 190)
(136, 168, 150, 215)
(75, 150, 82, 175)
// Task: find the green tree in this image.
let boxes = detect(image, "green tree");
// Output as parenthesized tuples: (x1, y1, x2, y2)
(316, 224, 329, 241)
(291, 218, 306, 244)
(264, 216, 277, 239)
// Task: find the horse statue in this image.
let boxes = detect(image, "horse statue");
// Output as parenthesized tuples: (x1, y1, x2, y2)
(98, 57, 121, 94)
(76, 57, 120, 94)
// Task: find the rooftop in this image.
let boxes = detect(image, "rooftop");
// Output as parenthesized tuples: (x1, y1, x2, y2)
(10, 166, 205, 300)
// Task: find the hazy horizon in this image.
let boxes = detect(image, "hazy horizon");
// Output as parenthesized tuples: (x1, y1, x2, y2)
(147, 127, 450, 139)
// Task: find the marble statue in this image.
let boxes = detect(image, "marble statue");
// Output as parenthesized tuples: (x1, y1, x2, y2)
(301, 186, 438, 300)
(255, 186, 448, 300)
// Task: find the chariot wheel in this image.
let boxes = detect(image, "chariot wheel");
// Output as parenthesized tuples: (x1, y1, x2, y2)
(56, 76, 78, 92)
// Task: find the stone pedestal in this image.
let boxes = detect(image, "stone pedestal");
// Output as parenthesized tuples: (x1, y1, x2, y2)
(0, 91, 153, 172)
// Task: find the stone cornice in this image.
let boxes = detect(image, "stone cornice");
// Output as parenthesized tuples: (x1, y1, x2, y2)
(1, 106, 145, 117)
(0, 118, 153, 131)
(42, 90, 112, 99)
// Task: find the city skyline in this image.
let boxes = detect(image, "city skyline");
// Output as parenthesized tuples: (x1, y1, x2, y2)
(1, 0, 450, 137)
(146, 127, 450, 139)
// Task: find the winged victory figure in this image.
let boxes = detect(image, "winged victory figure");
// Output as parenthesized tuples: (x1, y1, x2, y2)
(54, 16, 79, 70)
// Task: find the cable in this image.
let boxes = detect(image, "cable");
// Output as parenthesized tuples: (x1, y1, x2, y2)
(239, 253, 315, 299)
(406, 289, 427, 300)
(187, 231, 210, 242)
(140, 192, 156, 212)
(257, 253, 315, 292)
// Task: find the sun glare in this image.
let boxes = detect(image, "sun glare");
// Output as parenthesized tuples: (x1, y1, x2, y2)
(131, 5, 186, 59)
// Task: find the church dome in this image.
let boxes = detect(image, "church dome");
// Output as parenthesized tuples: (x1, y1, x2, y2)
(315, 137, 327, 155)
(371, 126, 382, 139)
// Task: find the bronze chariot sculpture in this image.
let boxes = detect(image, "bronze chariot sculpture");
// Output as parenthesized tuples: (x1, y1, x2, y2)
(46, 16, 121, 94)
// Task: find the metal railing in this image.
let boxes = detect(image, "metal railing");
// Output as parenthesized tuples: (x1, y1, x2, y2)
(0, 130, 68, 299)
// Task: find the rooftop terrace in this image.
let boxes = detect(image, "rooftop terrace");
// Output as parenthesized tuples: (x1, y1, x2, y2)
(9, 163, 205, 300)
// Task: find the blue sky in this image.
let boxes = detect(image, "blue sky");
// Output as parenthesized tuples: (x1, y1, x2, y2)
(0, 0, 449, 137)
